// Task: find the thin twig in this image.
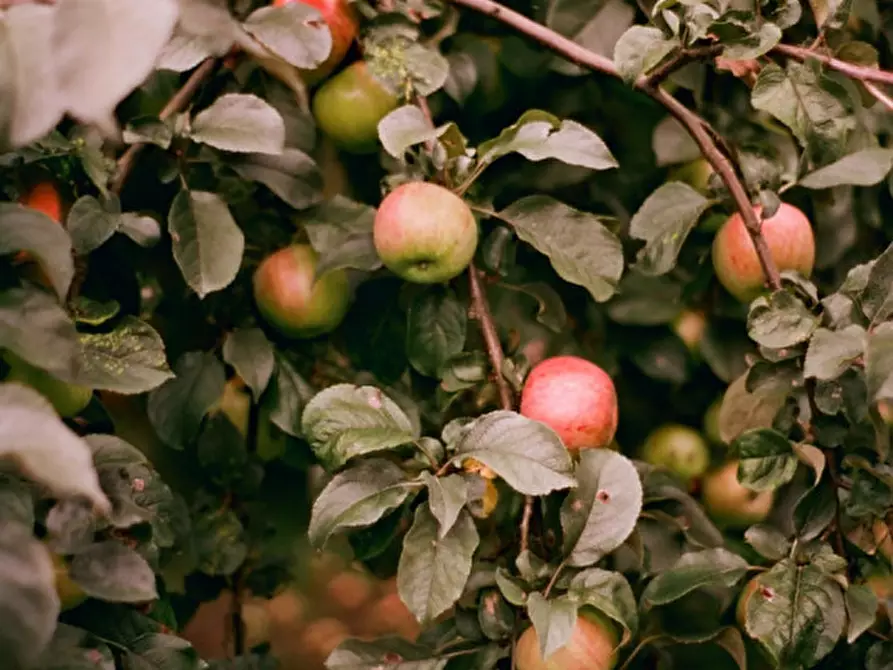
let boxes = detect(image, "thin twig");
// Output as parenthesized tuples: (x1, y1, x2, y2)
(543, 557, 568, 599)
(772, 43, 893, 86)
(644, 45, 723, 88)
(864, 81, 893, 112)
(447, 0, 783, 292)
(109, 58, 218, 195)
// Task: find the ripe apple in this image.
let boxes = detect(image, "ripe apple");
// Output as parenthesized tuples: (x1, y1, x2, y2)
(519, 355, 618, 451)
(668, 158, 714, 193)
(325, 569, 375, 613)
(311, 61, 399, 154)
(701, 460, 774, 529)
(515, 608, 618, 670)
(14, 181, 64, 279)
(241, 598, 273, 649)
(271, 0, 358, 86)
(373, 181, 479, 284)
(253, 244, 351, 339)
(641, 424, 710, 484)
(3, 351, 93, 418)
(712, 202, 815, 303)
(672, 309, 706, 353)
(297, 617, 350, 662)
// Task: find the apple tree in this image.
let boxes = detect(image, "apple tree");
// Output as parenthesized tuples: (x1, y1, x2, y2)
(2, 0, 893, 668)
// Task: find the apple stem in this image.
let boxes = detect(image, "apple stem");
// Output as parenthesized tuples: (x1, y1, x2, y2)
(447, 0, 786, 291)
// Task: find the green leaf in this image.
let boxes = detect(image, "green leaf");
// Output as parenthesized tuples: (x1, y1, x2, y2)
(860, 242, 893, 325)
(629, 182, 712, 276)
(242, 2, 332, 69)
(168, 189, 245, 298)
(128, 633, 200, 670)
(406, 288, 467, 378)
(846, 583, 878, 643)
(612, 26, 678, 82)
(377, 105, 449, 158)
(567, 568, 639, 643)
(0, 474, 34, 529)
(308, 459, 416, 549)
(641, 548, 749, 608)
(76, 316, 173, 394)
(123, 115, 173, 149)
(147, 351, 226, 449)
(745, 524, 792, 561)
(228, 149, 323, 210)
(222, 328, 274, 402)
(453, 410, 575, 496)
(732, 429, 798, 491)
(526, 592, 578, 661)
(710, 15, 782, 60)
(751, 62, 855, 163)
(0, 523, 59, 668)
(478, 110, 617, 171)
(0, 202, 73, 299)
(193, 507, 247, 577)
(741, 560, 845, 666)
(66, 195, 121, 255)
(0, 383, 109, 513)
(747, 290, 819, 350)
(423, 472, 468, 539)
(71, 297, 120, 327)
(264, 354, 313, 437)
(36, 623, 115, 670)
(799, 148, 893, 189)
(326, 638, 448, 670)
(561, 449, 643, 567)
(497, 195, 623, 302)
(495, 568, 528, 607)
(189, 93, 285, 155)
(301, 384, 419, 471)
(866, 322, 893, 402)
(0, 287, 80, 380)
(605, 271, 683, 325)
(718, 369, 793, 443)
(118, 212, 162, 247)
(69, 541, 157, 602)
(298, 196, 382, 275)
(397, 506, 479, 626)
(804, 325, 866, 380)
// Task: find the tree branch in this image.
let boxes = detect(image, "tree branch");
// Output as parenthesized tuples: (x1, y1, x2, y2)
(447, 0, 782, 292)
(109, 58, 218, 195)
(863, 81, 893, 112)
(467, 263, 513, 410)
(643, 45, 723, 88)
(772, 43, 893, 86)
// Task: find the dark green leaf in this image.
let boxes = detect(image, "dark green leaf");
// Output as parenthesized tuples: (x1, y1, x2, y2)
(423, 472, 468, 539)
(641, 548, 748, 608)
(66, 195, 120, 255)
(228, 149, 323, 210)
(846, 583, 878, 643)
(799, 148, 893, 189)
(804, 325, 866, 380)
(732, 429, 798, 491)
(222, 328, 274, 401)
(526, 592, 578, 661)
(747, 290, 819, 349)
(325, 637, 447, 670)
(69, 541, 157, 602)
(406, 288, 467, 378)
(242, 2, 332, 69)
(567, 568, 638, 643)
(613, 26, 678, 82)
(298, 196, 381, 275)
(866, 321, 893, 402)
(0, 202, 73, 299)
(190, 93, 284, 154)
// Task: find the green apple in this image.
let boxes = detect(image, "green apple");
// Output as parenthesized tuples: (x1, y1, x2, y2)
(48, 549, 88, 611)
(253, 244, 351, 339)
(702, 460, 774, 529)
(3, 351, 93, 418)
(668, 158, 714, 193)
(641, 424, 710, 484)
(703, 397, 724, 445)
(712, 202, 815, 303)
(515, 608, 618, 670)
(373, 181, 479, 284)
(311, 61, 399, 153)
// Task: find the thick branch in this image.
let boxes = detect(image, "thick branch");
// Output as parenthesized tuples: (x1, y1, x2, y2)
(448, 0, 782, 292)
(109, 58, 218, 195)
(773, 43, 893, 86)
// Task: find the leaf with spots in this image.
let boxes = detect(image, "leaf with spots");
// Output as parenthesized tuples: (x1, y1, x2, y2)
(560, 449, 642, 567)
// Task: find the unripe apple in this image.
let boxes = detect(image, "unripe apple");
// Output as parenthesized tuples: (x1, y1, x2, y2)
(373, 182, 478, 284)
(271, 0, 358, 85)
(3, 351, 93, 418)
(712, 202, 815, 303)
(702, 397, 724, 446)
(668, 158, 714, 193)
(701, 460, 774, 529)
(311, 61, 399, 154)
(671, 309, 706, 353)
(519, 356, 618, 451)
(212, 378, 289, 461)
(253, 244, 351, 339)
(515, 608, 618, 670)
(641, 424, 710, 484)
(48, 550, 88, 611)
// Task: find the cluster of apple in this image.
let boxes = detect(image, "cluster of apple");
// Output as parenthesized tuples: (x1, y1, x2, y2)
(182, 554, 419, 670)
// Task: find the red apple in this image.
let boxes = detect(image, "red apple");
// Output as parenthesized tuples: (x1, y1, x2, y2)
(515, 609, 618, 670)
(253, 244, 351, 339)
(13, 181, 64, 278)
(520, 356, 618, 451)
(373, 181, 478, 284)
(701, 460, 774, 529)
(272, 0, 359, 85)
(712, 202, 815, 303)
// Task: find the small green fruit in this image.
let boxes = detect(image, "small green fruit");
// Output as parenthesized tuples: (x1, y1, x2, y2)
(311, 61, 399, 154)
(668, 158, 714, 193)
(253, 244, 351, 339)
(3, 351, 92, 417)
(641, 424, 710, 483)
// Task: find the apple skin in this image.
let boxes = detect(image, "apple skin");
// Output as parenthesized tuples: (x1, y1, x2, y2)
(49, 550, 88, 611)
(712, 202, 815, 303)
(14, 182, 64, 278)
(312, 61, 399, 154)
(641, 424, 710, 484)
(672, 309, 706, 353)
(668, 158, 714, 193)
(701, 460, 774, 529)
(3, 351, 93, 418)
(272, 0, 358, 85)
(520, 356, 618, 451)
(515, 609, 618, 670)
(253, 244, 351, 339)
(373, 182, 479, 284)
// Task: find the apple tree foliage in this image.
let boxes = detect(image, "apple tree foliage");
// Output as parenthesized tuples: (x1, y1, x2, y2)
(1, 0, 893, 668)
